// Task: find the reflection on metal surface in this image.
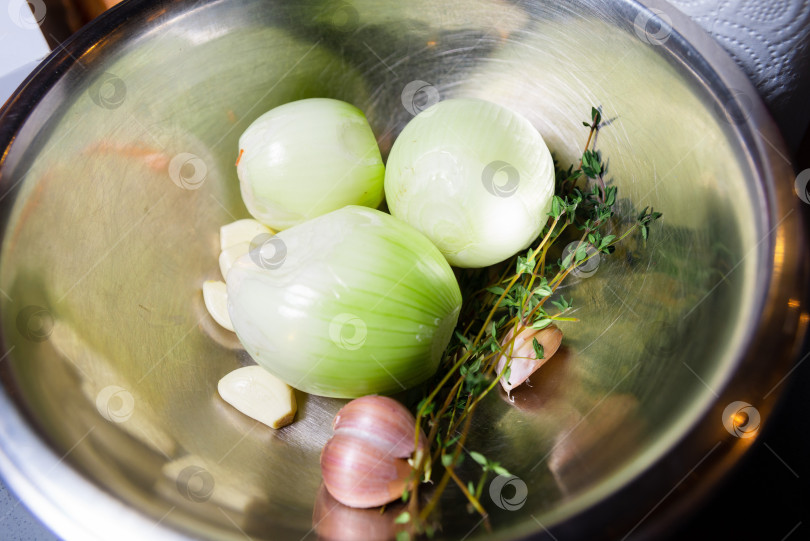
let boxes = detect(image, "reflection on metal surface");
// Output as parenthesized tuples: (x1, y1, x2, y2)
(549, 394, 643, 496)
(0, 0, 806, 540)
(312, 485, 405, 541)
(50, 320, 178, 457)
(159, 454, 267, 513)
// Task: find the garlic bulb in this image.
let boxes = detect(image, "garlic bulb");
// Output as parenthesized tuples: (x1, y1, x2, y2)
(320, 395, 426, 508)
(497, 324, 563, 395)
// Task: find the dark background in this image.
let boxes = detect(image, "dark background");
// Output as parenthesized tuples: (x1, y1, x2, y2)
(674, 131, 810, 539)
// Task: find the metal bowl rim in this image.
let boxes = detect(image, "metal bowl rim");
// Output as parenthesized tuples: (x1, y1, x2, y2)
(0, 0, 805, 539)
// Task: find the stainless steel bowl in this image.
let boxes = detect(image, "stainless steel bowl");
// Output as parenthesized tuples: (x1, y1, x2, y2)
(0, 0, 807, 539)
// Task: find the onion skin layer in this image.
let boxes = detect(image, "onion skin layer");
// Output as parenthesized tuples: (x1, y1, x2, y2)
(226, 206, 462, 398)
(237, 98, 385, 231)
(384, 98, 555, 268)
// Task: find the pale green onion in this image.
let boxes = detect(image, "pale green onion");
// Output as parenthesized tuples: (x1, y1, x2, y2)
(226, 206, 462, 398)
(237, 98, 385, 230)
(384, 98, 555, 268)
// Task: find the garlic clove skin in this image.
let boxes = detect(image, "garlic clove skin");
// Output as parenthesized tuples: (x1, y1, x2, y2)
(321, 433, 413, 508)
(202, 280, 234, 331)
(219, 241, 250, 281)
(321, 395, 424, 508)
(217, 365, 297, 429)
(220, 219, 273, 252)
(332, 395, 426, 458)
(497, 324, 563, 395)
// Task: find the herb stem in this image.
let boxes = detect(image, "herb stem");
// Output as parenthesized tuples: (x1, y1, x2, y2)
(447, 466, 488, 518)
(449, 350, 514, 435)
(419, 412, 475, 521)
(402, 106, 661, 535)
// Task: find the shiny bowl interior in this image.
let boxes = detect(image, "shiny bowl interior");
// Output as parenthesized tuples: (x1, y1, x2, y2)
(0, 0, 806, 540)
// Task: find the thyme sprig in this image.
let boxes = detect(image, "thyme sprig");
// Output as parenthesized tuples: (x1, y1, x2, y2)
(400, 107, 661, 538)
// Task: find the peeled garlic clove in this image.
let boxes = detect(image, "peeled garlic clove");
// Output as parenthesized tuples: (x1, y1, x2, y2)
(321, 395, 424, 508)
(219, 241, 250, 281)
(202, 280, 234, 331)
(497, 324, 563, 395)
(220, 219, 273, 252)
(217, 365, 297, 429)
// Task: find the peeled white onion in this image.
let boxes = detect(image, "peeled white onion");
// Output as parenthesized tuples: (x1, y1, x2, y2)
(237, 98, 385, 230)
(384, 98, 555, 268)
(226, 206, 462, 398)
